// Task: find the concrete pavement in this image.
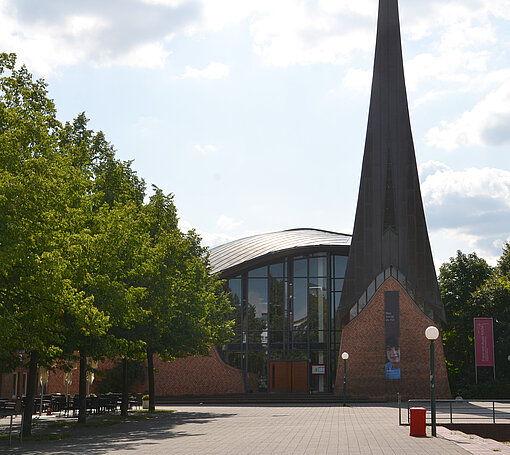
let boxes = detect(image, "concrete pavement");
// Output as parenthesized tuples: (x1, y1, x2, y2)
(2, 404, 509, 454)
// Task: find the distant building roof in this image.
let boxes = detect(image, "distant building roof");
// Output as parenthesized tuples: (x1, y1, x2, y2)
(209, 228, 351, 276)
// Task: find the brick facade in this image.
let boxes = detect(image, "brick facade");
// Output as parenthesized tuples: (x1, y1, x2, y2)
(149, 347, 245, 396)
(1, 347, 245, 399)
(334, 278, 451, 400)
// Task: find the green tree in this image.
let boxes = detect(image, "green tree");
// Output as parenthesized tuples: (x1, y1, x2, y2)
(135, 188, 233, 411)
(0, 53, 109, 435)
(497, 241, 510, 277)
(58, 113, 147, 422)
(438, 250, 492, 393)
(470, 273, 510, 389)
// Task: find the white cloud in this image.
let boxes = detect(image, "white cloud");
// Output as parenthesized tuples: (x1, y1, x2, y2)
(194, 144, 218, 155)
(1, 0, 509, 82)
(0, 0, 198, 74)
(426, 81, 510, 150)
(421, 162, 510, 262)
(181, 61, 230, 80)
(179, 218, 251, 248)
(418, 160, 450, 181)
(250, 1, 374, 67)
(103, 40, 173, 68)
(216, 215, 241, 231)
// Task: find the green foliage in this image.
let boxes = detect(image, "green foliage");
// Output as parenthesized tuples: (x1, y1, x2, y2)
(439, 248, 510, 397)
(0, 54, 234, 420)
(94, 359, 145, 394)
(497, 242, 510, 277)
(0, 53, 97, 368)
(457, 379, 510, 399)
(135, 188, 233, 359)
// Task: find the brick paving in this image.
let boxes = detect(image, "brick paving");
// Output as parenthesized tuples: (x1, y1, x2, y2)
(2, 404, 509, 454)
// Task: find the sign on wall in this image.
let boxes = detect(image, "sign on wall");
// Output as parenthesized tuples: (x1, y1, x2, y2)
(384, 291, 400, 380)
(311, 364, 326, 375)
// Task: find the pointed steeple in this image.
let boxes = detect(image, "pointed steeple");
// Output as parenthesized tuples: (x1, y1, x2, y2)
(339, 0, 445, 322)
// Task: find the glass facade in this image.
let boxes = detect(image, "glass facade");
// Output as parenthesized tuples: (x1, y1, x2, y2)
(221, 251, 348, 393)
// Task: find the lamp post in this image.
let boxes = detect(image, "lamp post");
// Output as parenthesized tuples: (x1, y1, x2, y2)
(425, 326, 440, 437)
(341, 352, 349, 407)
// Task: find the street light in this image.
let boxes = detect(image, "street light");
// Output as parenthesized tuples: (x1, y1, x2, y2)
(425, 326, 440, 437)
(341, 352, 349, 407)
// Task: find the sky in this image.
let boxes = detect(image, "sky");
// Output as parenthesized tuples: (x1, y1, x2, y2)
(1, 0, 510, 269)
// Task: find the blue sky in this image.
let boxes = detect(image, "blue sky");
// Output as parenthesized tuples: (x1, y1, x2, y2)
(1, 0, 510, 269)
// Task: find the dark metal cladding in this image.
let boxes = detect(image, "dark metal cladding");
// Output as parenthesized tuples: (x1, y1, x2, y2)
(339, 0, 446, 322)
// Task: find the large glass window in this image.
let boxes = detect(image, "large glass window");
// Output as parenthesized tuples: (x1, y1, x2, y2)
(269, 276, 285, 331)
(293, 257, 307, 277)
(223, 251, 349, 393)
(309, 278, 327, 333)
(309, 255, 327, 277)
(292, 278, 307, 330)
(247, 278, 268, 343)
(228, 277, 242, 342)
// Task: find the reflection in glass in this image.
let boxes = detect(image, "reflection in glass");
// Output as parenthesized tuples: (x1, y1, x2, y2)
(334, 279, 344, 292)
(292, 278, 307, 329)
(293, 258, 307, 277)
(228, 278, 242, 341)
(269, 276, 285, 331)
(309, 256, 327, 277)
(309, 278, 327, 332)
(227, 352, 242, 370)
(248, 266, 268, 278)
(248, 351, 268, 392)
(311, 350, 327, 392)
(223, 251, 350, 393)
(247, 279, 268, 345)
(269, 262, 284, 278)
(333, 255, 348, 278)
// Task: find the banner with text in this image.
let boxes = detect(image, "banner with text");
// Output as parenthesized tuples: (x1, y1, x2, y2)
(474, 318, 494, 367)
(384, 291, 400, 379)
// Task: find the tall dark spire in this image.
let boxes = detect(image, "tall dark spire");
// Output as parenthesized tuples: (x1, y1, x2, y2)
(339, 0, 445, 322)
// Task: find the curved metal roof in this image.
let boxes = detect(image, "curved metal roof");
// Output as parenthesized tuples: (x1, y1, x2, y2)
(209, 228, 351, 276)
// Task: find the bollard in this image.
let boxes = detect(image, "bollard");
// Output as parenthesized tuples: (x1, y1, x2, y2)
(409, 407, 427, 437)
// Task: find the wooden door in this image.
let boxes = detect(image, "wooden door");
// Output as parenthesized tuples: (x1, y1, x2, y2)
(291, 361, 308, 392)
(270, 361, 291, 392)
(270, 361, 309, 392)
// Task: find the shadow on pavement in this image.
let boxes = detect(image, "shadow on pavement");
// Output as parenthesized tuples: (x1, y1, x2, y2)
(2, 411, 237, 454)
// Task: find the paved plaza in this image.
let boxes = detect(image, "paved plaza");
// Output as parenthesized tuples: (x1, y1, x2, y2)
(2, 404, 510, 454)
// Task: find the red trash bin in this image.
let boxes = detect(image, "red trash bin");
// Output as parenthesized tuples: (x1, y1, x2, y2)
(409, 407, 427, 437)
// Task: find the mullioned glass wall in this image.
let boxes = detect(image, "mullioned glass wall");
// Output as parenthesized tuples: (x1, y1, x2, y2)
(220, 252, 347, 393)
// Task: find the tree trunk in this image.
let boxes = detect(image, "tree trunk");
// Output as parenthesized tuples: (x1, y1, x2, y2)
(22, 351, 39, 437)
(147, 348, 155, 412)
(120, 357, 128, 416)
(78, 351, 87, 424)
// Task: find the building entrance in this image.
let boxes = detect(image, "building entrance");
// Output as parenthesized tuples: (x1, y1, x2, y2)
(269, 361, 308, 392)
(221, 252, 348, 393)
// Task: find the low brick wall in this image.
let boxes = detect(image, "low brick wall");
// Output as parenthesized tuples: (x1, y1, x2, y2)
(1, 347, 245, 398)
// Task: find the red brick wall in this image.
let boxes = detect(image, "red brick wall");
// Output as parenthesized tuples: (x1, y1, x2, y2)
(335, 278, 451, 400)
(2, 347, 245, 398)
(150, 347, 245, 396)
